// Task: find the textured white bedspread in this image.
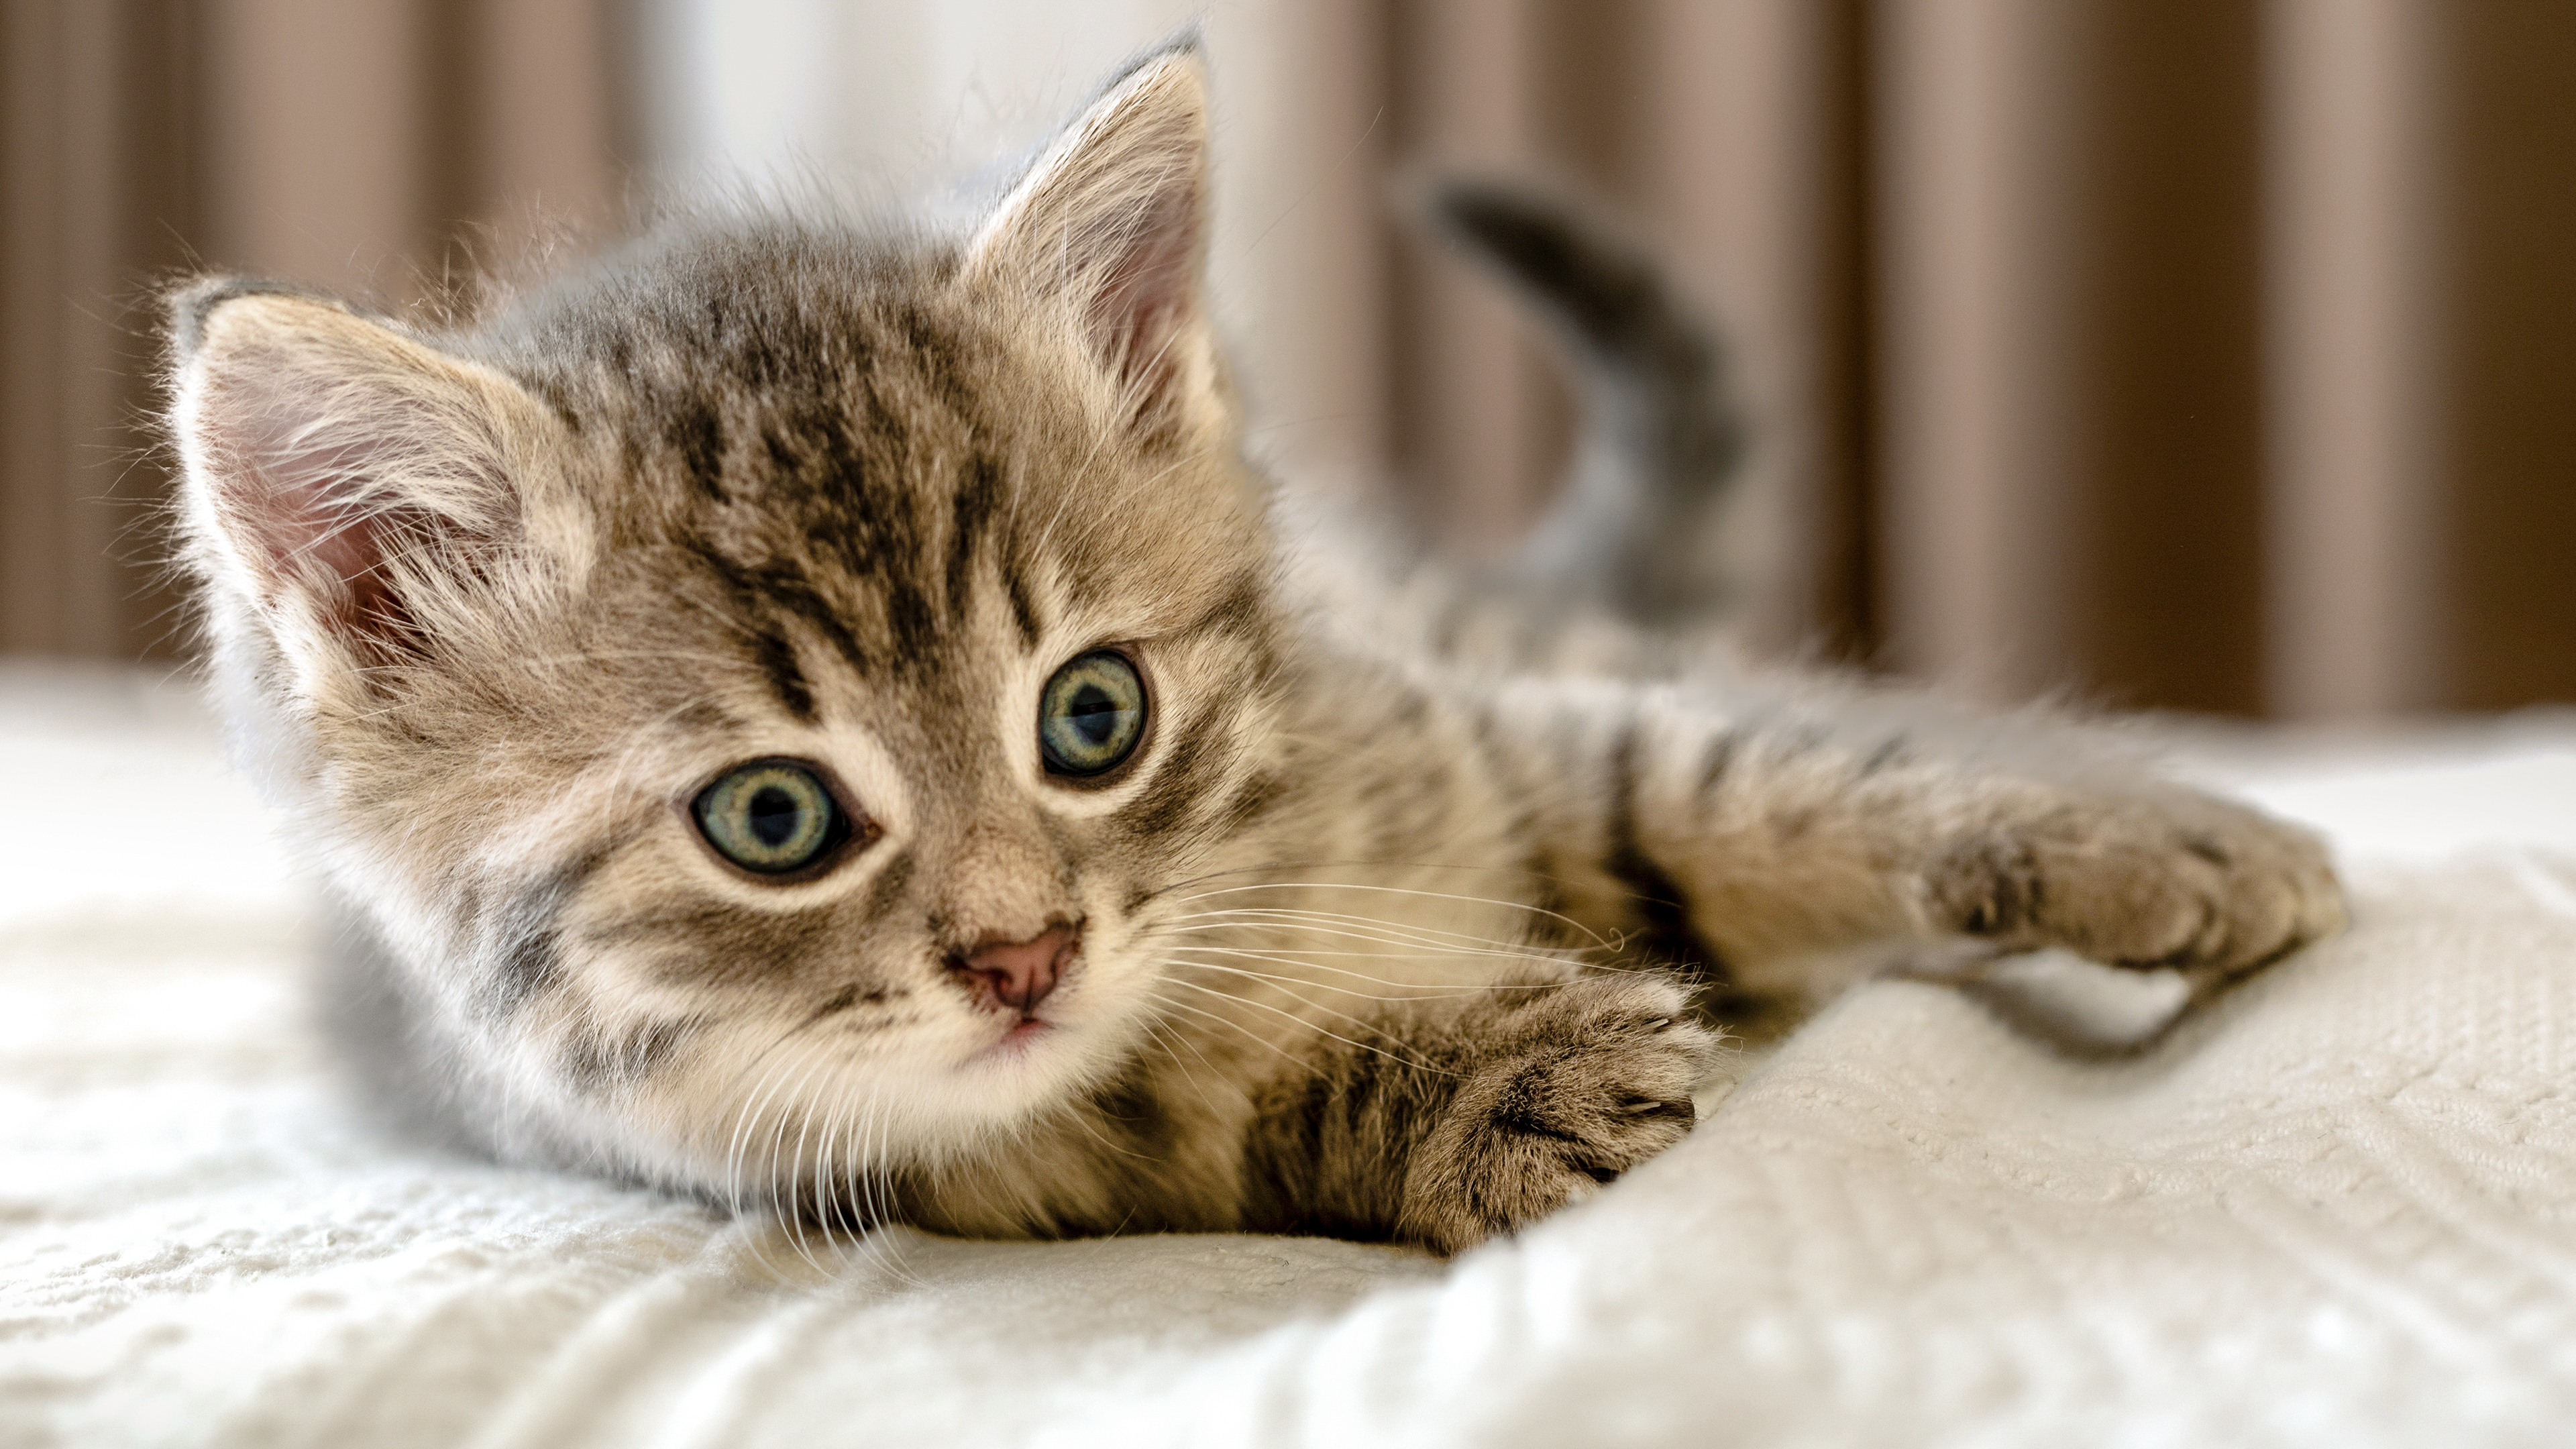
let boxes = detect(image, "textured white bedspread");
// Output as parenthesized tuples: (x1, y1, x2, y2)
(7, 665, 2576, 1448)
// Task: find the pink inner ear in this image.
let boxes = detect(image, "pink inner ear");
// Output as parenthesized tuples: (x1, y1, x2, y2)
(1085, 178, 1201, 413)
(207, 413, 455, 665)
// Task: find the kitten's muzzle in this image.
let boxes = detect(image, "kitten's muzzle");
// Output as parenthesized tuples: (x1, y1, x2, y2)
(948, 921, 1079, 1014)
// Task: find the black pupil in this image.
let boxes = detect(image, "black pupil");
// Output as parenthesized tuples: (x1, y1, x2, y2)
(1068, 684, 1119, 744)
(747, 784, 802, 846)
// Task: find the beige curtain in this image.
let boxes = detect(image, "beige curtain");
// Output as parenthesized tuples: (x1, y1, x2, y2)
(0, 0, 622, 660)
(6, 0, 2571, 720)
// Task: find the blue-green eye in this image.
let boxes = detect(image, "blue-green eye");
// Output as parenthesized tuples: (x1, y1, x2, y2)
(1039, 651, 1147, 777)
(692, 760, 849, 875)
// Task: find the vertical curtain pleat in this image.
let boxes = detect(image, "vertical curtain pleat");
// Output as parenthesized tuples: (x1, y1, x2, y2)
(1879, 0, 2269, 714)
(2263, 0, 2442, 718)
(1383, 0, 1563, 548)
(0, 0, 621, 663)
(2437, 1, 2576, 710)
(196, 1, 436, 297)
(1206, 0, 1393, 492)
(2, 0, 197, 658)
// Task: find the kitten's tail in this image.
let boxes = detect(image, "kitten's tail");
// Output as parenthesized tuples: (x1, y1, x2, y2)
(1421, 178, 1748, 627)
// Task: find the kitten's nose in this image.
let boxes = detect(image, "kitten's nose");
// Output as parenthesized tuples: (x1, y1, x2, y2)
(949, 922, 1078, 1014)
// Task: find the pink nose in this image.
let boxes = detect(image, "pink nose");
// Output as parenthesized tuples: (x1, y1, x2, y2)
(949, 922, 1078, 1014)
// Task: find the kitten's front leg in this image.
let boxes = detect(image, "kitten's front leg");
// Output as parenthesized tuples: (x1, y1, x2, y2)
(1631, 688, 2347, 985)
(1495, 679, 2347, 991)
(1239, 969, 1715, 1254)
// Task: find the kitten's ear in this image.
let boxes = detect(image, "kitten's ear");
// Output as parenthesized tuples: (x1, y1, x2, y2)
(963, 42, 1218, 433)
(170, 284, 568, 675)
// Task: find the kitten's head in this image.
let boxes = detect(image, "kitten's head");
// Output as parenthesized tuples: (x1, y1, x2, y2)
(168, 47, 1291, 1191)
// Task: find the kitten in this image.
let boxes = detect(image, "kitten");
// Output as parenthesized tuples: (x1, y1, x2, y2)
(164, 41, 2343, 1254)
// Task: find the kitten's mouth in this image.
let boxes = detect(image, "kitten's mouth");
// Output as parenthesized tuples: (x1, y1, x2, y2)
(971, 1014, 1055, 1063)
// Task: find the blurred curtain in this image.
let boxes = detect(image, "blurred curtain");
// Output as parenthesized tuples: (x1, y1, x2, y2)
(0, 0, 623, 660)
(7, 0, 2571, 720)
(1360, 0, 2576, 716)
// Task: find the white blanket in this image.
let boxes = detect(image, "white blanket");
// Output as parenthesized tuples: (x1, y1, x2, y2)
(6, 665, 2575, 1448)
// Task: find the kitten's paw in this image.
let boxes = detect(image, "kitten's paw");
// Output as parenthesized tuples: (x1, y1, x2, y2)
(1926, 787, 2347, 981)
(1400, 973, 1716, 1254)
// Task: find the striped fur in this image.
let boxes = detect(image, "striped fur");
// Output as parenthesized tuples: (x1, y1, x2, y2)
(164, 42, 2343, 1254)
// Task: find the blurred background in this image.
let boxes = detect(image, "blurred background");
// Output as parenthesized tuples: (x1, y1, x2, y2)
(3, 0, 2570, 717)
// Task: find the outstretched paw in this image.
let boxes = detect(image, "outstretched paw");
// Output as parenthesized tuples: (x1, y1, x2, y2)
(1925, 785, 2347, 982)
(1401, 972, 1715, 1254)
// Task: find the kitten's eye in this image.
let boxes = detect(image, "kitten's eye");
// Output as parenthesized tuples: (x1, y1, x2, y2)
(692, 760, 849, 875)
(1039, 651, 1147, 777)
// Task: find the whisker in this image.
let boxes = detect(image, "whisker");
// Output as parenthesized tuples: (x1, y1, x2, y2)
(1155, 895, 1570, 943)
(1143, 932, 1558, 964)
(1159, 962, 1470, 1040)
(1159, 944, 1545, 1000)
(1162, 977, 1452, 1077)
(1148, 912, 1595, 968)
(1169, 876, 1607, 943)
(1145, 907, 1663, 977)
(722, 1050, 812, 1284)
(1065, 1099, 1159, 1163)
(724, 1043, 808, 1221)
(772, 1049, 839, 1277)
(815, 1076, 856, 1248)
(849, 1089, 926, 1288)
(845, 1089, 883, 1272)
(1140, 857, 1560, 899)
(1138, 867, 1618, 951)
(1144, 991, 1313, 1072)
(1142, 916, 1589, 971)
(1139, 1018, 1224, 1110)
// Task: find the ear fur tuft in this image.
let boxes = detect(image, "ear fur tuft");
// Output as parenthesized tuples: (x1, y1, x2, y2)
(170, 287, 561, 674)
(964, 44, 1216, 431)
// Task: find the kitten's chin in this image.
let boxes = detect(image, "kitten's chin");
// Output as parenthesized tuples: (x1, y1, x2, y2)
(942, 1006, 1144, 1122)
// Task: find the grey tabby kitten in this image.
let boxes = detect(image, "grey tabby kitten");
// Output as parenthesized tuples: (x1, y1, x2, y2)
(165, 43, 2343, 1254)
